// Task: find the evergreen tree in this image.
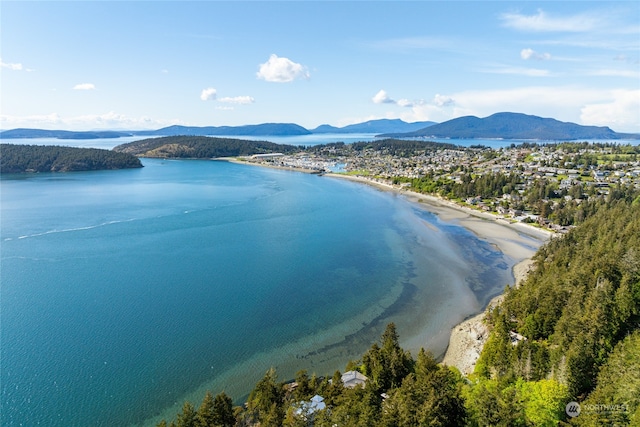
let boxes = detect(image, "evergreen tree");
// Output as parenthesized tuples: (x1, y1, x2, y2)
(323, 370, 344, 407)
(293, 370, 312, 401)
(212, 392, 235, 427)
(247, 368, 284, 425)
(176, 401, 197, 427)
(195, 391, 215, 427)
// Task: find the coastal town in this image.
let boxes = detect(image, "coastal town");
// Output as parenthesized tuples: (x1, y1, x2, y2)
(241, 140, 640, 233)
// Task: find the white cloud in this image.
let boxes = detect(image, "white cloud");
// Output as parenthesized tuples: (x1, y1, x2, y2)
(73, 83, 95, 90)
(256, 54, 309, 83)
(372, 90, 423, 108)
(0, 112, 181, 130)
(398, 104, 455, 124)
(500, 9, 599, 32)
(218, 96, 255, 104)
(200, 88, 254, 105)
(397, 99, 417, 108)
(392, 94, 457, 123)
(0, 113, 63, 126)
(521, 48, 552, 61)
(580, 89, 640, 132)
(433, 94, 455, 107)
(483, 66, 550, 77)
(372, 90, 395, 104)
(368, 92, 456, 123)
(200, 87, 217, 101)
(1, 58, 23, 71)
(587, 68, 639, 78)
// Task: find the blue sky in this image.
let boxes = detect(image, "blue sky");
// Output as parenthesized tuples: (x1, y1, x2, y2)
(1, 1, 639, 132)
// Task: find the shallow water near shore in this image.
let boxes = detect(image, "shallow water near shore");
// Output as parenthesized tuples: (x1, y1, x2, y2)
(1, 159, 539, 426)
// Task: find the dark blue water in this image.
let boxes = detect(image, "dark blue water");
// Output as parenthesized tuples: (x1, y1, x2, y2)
(1, 158, 526, 426)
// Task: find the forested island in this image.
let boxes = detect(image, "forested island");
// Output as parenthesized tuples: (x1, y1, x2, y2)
(156, 195, 639, 426)
(0, 144, 143, 173)
(112, 136, 300, 158)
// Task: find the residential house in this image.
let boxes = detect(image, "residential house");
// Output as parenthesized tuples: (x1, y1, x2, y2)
(341, 371, 368, 388)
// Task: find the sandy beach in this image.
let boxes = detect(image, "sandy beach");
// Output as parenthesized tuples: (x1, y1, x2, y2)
(324, 173, 553, 373)
(325, 173, 553, 246)
(218, 166, 552, 374)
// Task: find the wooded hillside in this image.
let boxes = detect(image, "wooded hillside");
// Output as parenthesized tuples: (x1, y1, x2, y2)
(0, 144, 143, 173)
(113, 136, 300, 158)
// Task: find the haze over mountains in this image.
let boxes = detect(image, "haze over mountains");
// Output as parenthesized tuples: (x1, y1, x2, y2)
(1, 113, 638, 141)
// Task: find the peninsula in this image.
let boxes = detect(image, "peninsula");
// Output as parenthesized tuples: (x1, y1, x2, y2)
(231, 138, 640, 233)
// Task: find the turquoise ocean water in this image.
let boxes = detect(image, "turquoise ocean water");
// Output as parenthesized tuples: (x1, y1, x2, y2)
(1, 156, 539, 426)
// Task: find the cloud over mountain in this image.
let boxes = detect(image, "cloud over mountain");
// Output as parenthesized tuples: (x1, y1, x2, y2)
(372, 90, 423, 108)
(433, 94, 455, 107)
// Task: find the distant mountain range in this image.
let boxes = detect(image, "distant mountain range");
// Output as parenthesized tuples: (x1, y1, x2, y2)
(0, 119, 433, 139)
(0, 123, 312, 139)
(0, 129, 131, 139)
(1, 113, 637, 140)
(379, 112, 639, 140)
(310, 119, 436, 134)
(135, 123, 311, 137)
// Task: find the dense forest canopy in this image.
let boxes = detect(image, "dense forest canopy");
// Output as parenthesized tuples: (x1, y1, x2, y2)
(348, 138, 459, 154)
(112, 136, 301, 158)
(479, 200, 640, 391)
(0, 144, 143, 173)
(477, 199, 640, 425)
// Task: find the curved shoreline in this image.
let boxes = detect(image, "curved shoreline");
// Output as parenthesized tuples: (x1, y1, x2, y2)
(140, 164, 551, 426)
(226, 164, 552, 371)
(323, 173, 552, 372)
(225, 165, 552, 371)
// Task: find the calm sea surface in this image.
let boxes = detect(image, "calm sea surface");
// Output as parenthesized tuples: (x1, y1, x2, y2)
(1, 142, 544, 425)
(2, 134, 636, 150)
